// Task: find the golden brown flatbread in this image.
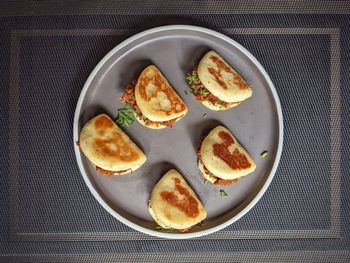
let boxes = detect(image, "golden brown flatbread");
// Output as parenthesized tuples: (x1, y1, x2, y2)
(198, 51, 252, 103)
(134, 65, 188, 123)
(148, 169, 207, 231)
(79, 114, 147, 175)
(199, 126, 256, 180)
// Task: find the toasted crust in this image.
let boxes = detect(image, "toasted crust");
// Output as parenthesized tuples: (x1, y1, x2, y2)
(134, 65, 188, 122)
(200, 126, 256, 180)
(149, 169, 207, 230)
(79, 114, 147, 173)
(134, 113, 183, 129)
(198, 51, 252, 103)
(200, 99, 241, 111)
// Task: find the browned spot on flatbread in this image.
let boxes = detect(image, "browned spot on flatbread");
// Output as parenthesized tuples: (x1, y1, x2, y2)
(213, 131, 251, 170)
(165, 213, 172, 220)
(95, 115, 113, 129)
(208, 55, 249, 90)
(138, 68, 186, 116)
(214, 177, 239, 186)
(207, 67, 229, 90)
(218, 130, 234, 146)
(93, 131, 139, 162)
(160, 178, 199, 218)
(94, 115, 114, 135)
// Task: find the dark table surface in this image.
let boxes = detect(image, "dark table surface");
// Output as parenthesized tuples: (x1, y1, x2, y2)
(0, 1, 350, 262)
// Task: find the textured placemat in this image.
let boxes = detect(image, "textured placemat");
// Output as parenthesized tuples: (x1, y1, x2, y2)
(0, 1, 350, 262)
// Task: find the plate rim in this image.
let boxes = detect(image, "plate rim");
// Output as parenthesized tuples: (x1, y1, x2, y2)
(73, 24, 284, 239)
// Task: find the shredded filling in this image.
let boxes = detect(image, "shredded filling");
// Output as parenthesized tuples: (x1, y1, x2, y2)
(179, 228, 191, 233)
(186, 69, 235, 109)
(121, 81, 179, 128)
(96, 166, 131, 176)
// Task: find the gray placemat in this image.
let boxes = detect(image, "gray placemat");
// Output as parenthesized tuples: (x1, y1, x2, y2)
(0, 1, 350, 262)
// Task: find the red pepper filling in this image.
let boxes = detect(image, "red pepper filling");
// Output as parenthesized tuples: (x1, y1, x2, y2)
(186, 68, 233, 108)
(96, 166, 131, 176)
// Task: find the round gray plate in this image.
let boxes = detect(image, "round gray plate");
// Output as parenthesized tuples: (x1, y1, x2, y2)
(73, 25, 283, 239)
